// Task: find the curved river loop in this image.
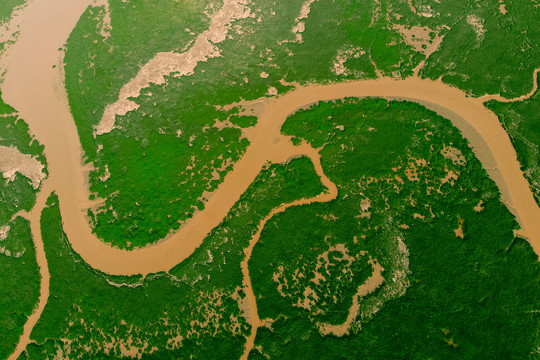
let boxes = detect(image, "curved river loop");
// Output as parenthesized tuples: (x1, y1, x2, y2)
(2, 0, 539, 359)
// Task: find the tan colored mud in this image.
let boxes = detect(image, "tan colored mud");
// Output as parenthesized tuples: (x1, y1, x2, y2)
(499, 0, 508, 15)
(474, 200, 484, 212)
(454, 216, 465, 239)
(332, 46, 367, 77)
(441, 145, 466, 166)
(394, 24, 444, 57)
(290, 0, 318, 43)
(317, 258, 384, 337)
(407, 0, 436, 18)
(92, 0, 111, 41)
(467, 14, 486, 41)
(0, 145, 46, 188)
(0, 224, 9, 241)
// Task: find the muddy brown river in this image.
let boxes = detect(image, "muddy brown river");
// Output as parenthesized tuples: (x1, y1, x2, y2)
(2, 0, 540, 358)
(5, 74, 539, 277)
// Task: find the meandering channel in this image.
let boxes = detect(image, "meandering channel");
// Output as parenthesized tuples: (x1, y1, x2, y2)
(2, 0, 540, 358)
(239, 149, 338, 360)
(5, 74, 540, 277)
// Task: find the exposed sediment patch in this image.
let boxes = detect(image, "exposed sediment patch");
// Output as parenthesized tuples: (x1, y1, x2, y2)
(317, 257, 384, 337)
(394, 24, 445, 57)
(0, 145, 45, 189)
(95, 0, 252, 135)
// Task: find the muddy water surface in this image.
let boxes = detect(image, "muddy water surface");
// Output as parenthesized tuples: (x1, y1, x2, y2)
(16, 76, 539, 277)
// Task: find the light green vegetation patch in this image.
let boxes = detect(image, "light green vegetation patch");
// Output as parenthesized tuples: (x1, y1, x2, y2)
(248, 98, 540, 359)
(0, 0, 25, 24)
(0, 217, 40, 360)
(0, 92, 44, 359)
(486, 78, 540, 205)
(22, 157, 326, 359)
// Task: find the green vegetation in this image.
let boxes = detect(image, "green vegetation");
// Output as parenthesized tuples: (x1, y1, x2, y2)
(65, 0, 275, 248)
(51, 1, 540, 356)
(87, 106, 250, 249)
(64, 0, 540, 249)
(0, 92, 44, 359)
(486, 77, 540, 205)
(0, 0, 25, 23)
(229, 115, 258, 129)
(248, 98, 540, 359)
(63, 0, 424, 248)
(0, 90, 46, 223)
(0, 217, 40, 360)
(23, 157, 326, 359)
(416, 0, 540, 97)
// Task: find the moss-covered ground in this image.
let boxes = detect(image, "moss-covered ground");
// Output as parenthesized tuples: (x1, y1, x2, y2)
(21, 157, 325, 359)
(248, 98, 540, 359)
(0, 92, 44, 359)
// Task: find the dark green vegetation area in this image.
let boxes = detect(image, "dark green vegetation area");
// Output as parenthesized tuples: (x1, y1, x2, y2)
(416, 0, 540, 98)
(64, 0, 540, 249)
(0, 93, 43, 359)
(22, 157, 326, 359)
(248, 99, 540, 359)
(87, 105, 249, 249)
(487, 78, 540, 205)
